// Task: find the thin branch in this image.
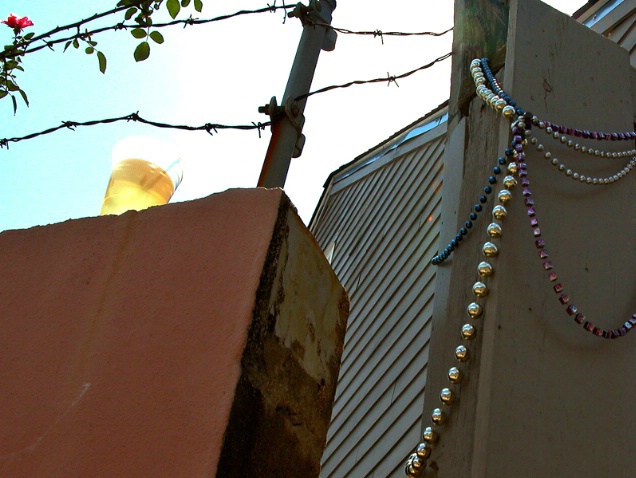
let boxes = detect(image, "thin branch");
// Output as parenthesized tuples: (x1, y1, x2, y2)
(1, 6, 127, 61)
(29, 6, 128, 43)
(1, 6, 129, 60)
(16, 5, 294, 56)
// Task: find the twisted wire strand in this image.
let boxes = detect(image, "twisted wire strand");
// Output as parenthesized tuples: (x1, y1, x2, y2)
(0, 112, 271, 148)
(296, 52, 452, 101)
(1, 51, 452, 148)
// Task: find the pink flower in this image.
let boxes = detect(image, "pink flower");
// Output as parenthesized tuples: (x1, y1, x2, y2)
(2, 14, 34, 32)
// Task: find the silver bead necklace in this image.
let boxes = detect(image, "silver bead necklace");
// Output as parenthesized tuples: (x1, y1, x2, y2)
(404, 57, 636, 477)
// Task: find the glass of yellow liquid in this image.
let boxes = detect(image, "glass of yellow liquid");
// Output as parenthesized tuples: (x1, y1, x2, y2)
(99, 136, 183, 216)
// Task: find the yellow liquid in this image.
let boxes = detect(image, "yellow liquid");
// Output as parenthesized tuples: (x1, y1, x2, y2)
(100, 158, 175, 216)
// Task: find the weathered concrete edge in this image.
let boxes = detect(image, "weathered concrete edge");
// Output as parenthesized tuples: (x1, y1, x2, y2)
(217, 191, 349, 477)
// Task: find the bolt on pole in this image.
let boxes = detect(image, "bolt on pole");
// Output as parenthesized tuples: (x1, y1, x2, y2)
(257, 0, 337, 188)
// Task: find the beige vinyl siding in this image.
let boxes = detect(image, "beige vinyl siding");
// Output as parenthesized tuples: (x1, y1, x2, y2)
(311, 116, 446, 477)
(309, 3, 636, 476)
(583, 0, 636, 66)
(606, 10, 636, 55)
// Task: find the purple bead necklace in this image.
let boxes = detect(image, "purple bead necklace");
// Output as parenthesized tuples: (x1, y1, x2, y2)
(510, 124, 636, 339)
(479, 57, 636, 144)
(534, 121, 636, 160)
(477, 57, 636, 185)
(534, 119, 636, 143)
(404, 57, 636, 478)
(475, 58, 636, 338)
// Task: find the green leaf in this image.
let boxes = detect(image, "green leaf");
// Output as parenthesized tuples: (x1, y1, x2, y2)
(149, 31, 164, 44)
(131, 28, 147, 39)
(167, 0, 180, 19)
(87, 40, 97, 47)
(73, 38, 79, 49)
(64, 40, 72, 52)
(0, 90, 8, 100)
(6, 81, 19, 92)
(11, 95, 17, 114)
(194, 0, 203, 12)
(19, 88, 28, 107)
(181, 0, 191, 6)
(125, 7, 138, 20)
(134, 41, 150, 62)
(23, 32, 35, 41)
(97, 51, 107, 73)
(85, 46, 95, 54)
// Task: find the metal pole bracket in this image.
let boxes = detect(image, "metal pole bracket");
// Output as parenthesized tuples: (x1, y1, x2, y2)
(258, 96, 285, 123)
(258, 96, 306, 158)
(283, 97, 306, 158)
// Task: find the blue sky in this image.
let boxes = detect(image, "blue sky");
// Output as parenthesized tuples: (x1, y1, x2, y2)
(0, 0, 583, 231)
(0, 1, 189, 230)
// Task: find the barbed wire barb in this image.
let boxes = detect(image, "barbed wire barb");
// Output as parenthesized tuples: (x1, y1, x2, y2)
(268, 0, 289, 23)
(296, 51, 452, 101)
(6, 6, 452, 61)
(311, 22, 453, 40)
(1, 52, 452, 148)
(0, 113, 272, 148)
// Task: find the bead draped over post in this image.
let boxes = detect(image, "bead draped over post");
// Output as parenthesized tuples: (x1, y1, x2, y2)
(405, 56, 636, 478)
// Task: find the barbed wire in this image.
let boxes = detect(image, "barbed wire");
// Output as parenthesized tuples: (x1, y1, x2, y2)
(314, 22, 453, 45)
(296, 52, 452, 101)
(0, 112, 271, 149)
(0, 51, 453, 148)
(10, 0, 454, 59)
